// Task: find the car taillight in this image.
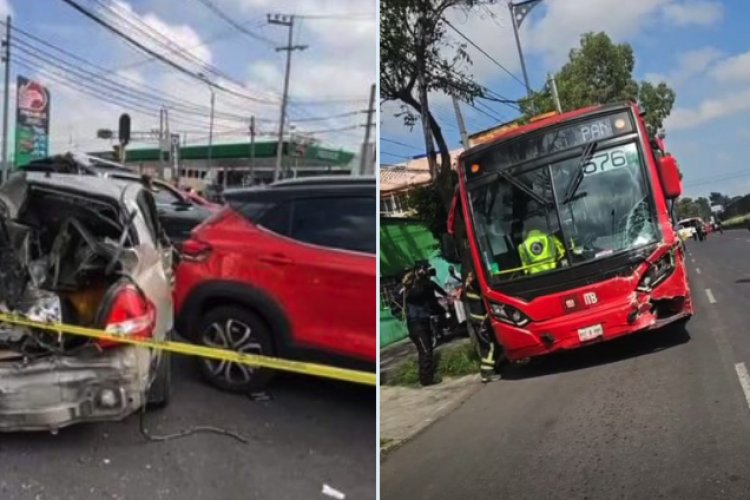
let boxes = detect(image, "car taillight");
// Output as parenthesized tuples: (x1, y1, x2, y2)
(181, 237, 212, 262)
(99, 284, 156, 348)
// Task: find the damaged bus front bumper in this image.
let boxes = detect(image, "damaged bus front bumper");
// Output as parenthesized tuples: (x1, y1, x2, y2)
(491, 260, 693, 362)
(0, 346, 151, 432)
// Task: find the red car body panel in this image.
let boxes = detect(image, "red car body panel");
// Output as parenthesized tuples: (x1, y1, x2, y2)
(455, 103, 692, 361)
(173, 209, 376, 364)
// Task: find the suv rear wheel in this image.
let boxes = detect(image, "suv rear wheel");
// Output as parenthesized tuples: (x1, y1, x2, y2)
(196, 306, 275, 393)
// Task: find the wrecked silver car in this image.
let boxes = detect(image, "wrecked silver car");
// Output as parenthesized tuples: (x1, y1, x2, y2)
(0, 172, 173, 432)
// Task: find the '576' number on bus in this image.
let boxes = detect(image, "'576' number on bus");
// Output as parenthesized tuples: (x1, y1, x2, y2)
(582, 149, 630, 177)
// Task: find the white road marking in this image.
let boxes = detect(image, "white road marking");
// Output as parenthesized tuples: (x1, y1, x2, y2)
(734, 363, 750, 411)
(705, 289, 717, 304)
(696, 267, 701, 275)
(691, 258, 695, 264)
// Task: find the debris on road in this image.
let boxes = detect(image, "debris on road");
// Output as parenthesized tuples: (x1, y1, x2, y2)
(322, 483, 346, 499)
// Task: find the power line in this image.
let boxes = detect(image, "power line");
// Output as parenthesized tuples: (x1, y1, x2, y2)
(292, 110, 361, 122)
(442, 17, 527, 90)
(467, 102, 503, 122)
(294, 13, 375, 20)
(91, 0, 255, 91)
(191, 0, 276, 46)
(11, 56, 227, 133)
(14, 30, 362, 129)
(59, 0, 280, 105)
(381, 151, 413, 160)
(684, 170, 750, 188)
(381, 137, 423, 151)
(11, 39, 257, 127)
(475, 100, 508, 121)
(298, 124, 361, 135)
(108, 19, 265, 73)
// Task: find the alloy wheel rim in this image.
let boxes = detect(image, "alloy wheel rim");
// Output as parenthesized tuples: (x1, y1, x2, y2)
(201, 318, 263, 384)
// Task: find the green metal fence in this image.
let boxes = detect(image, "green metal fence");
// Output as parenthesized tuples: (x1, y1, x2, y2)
(380, 218, 457, 348)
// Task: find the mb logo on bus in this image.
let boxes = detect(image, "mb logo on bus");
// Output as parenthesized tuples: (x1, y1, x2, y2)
(583, 292, 598, 306)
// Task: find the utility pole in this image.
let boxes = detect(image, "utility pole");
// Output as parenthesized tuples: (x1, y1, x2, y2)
(359, 83, 376, 176)
(1, 16, 11, 183)
(249, 116, 256, 185)
(158, 107, 166, 180)
(451, 95, 469, 149)
(268, 14, 307, 182)
(509, 0, 542, 100)
(549, 73, 562, 113)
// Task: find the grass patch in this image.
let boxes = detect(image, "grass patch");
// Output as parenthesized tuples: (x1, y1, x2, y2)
(380, 438, 395, 448)
(386, 357, 420, 386)
(385, 340, 481, 386)
(436, 341, 481, 378)
(723, 213, 750, 229)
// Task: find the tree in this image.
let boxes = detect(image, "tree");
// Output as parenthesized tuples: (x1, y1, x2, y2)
(381, 0, 486, 207)
(520, 32, 675, 131)
(675, 196, 712, 220)
(409, 184, 448, 240)
(709, 191, 730, 208)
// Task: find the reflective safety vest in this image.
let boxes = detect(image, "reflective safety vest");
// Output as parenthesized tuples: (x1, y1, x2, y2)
(518, 229, 565, 275)
(463, 276, 487, 323)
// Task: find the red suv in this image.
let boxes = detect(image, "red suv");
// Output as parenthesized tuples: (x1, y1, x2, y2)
(174, 176, 376, 391)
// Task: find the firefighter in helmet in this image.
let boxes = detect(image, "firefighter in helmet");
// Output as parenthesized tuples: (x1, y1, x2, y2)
(463, 270, 501, 383)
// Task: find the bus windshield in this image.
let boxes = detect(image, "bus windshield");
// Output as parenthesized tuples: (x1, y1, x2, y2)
(468, 140, 659, 283)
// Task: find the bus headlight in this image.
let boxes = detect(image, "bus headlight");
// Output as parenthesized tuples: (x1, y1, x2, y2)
(637, 249, 676, 292)
(489, 302, 531, 327)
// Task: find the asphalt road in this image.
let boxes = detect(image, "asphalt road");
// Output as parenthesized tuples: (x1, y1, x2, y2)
(382, 231, 750, 500)
(0, 354, 375, 500)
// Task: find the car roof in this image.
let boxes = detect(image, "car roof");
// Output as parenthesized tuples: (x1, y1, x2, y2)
(18, 172, 143, 202)
(223, 176, 375, 204)
(269, 175, 375, 188)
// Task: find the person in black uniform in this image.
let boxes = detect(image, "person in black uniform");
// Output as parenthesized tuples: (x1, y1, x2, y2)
(403, 266, 447, 386)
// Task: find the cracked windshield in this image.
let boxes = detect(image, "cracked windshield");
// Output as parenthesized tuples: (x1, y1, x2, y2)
(470, 139, 658, 281)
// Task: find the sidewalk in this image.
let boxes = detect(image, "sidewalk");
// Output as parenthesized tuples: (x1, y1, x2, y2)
(381, 335, 482, 454)
(380, 374, 482, 455)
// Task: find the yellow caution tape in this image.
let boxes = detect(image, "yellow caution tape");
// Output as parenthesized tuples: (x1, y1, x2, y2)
(0, 313, 376, 387)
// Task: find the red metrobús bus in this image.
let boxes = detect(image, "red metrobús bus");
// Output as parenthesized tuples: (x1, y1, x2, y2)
(447, 102, 692, 362)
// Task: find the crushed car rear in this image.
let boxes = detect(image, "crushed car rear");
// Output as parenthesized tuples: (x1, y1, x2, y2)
(0, 173, 172, 432)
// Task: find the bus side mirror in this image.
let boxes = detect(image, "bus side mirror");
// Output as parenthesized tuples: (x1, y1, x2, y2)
(440, 233, 460, 263)
(658, 156, 682, 199)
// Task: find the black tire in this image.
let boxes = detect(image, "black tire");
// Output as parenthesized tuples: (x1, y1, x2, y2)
(196, 306, 275, 393)
(146, 340, 172, 409)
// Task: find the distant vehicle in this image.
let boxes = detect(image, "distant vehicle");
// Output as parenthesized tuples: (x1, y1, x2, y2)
(183, 190, 221, 211)
(678, 217, 707, 241)
(675, 223, 695, 241)
(174, 176, 376, 392)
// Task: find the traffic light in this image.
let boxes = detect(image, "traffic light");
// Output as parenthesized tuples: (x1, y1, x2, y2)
(118, 113, 131, 146)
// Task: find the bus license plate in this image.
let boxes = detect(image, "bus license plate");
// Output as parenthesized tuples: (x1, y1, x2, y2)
(578, 324, 603, 342)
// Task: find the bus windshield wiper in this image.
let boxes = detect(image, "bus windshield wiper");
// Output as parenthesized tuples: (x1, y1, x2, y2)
(497, 170, 549, 207)
(562, 141, 597, 204)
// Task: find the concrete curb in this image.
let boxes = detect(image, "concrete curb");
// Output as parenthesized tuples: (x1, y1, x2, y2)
(380, 374, 483, 460)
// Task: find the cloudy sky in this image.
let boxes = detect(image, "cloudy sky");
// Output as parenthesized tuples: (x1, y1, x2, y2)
(1, 0, 375, 156)
(380, 0, 750, 199)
